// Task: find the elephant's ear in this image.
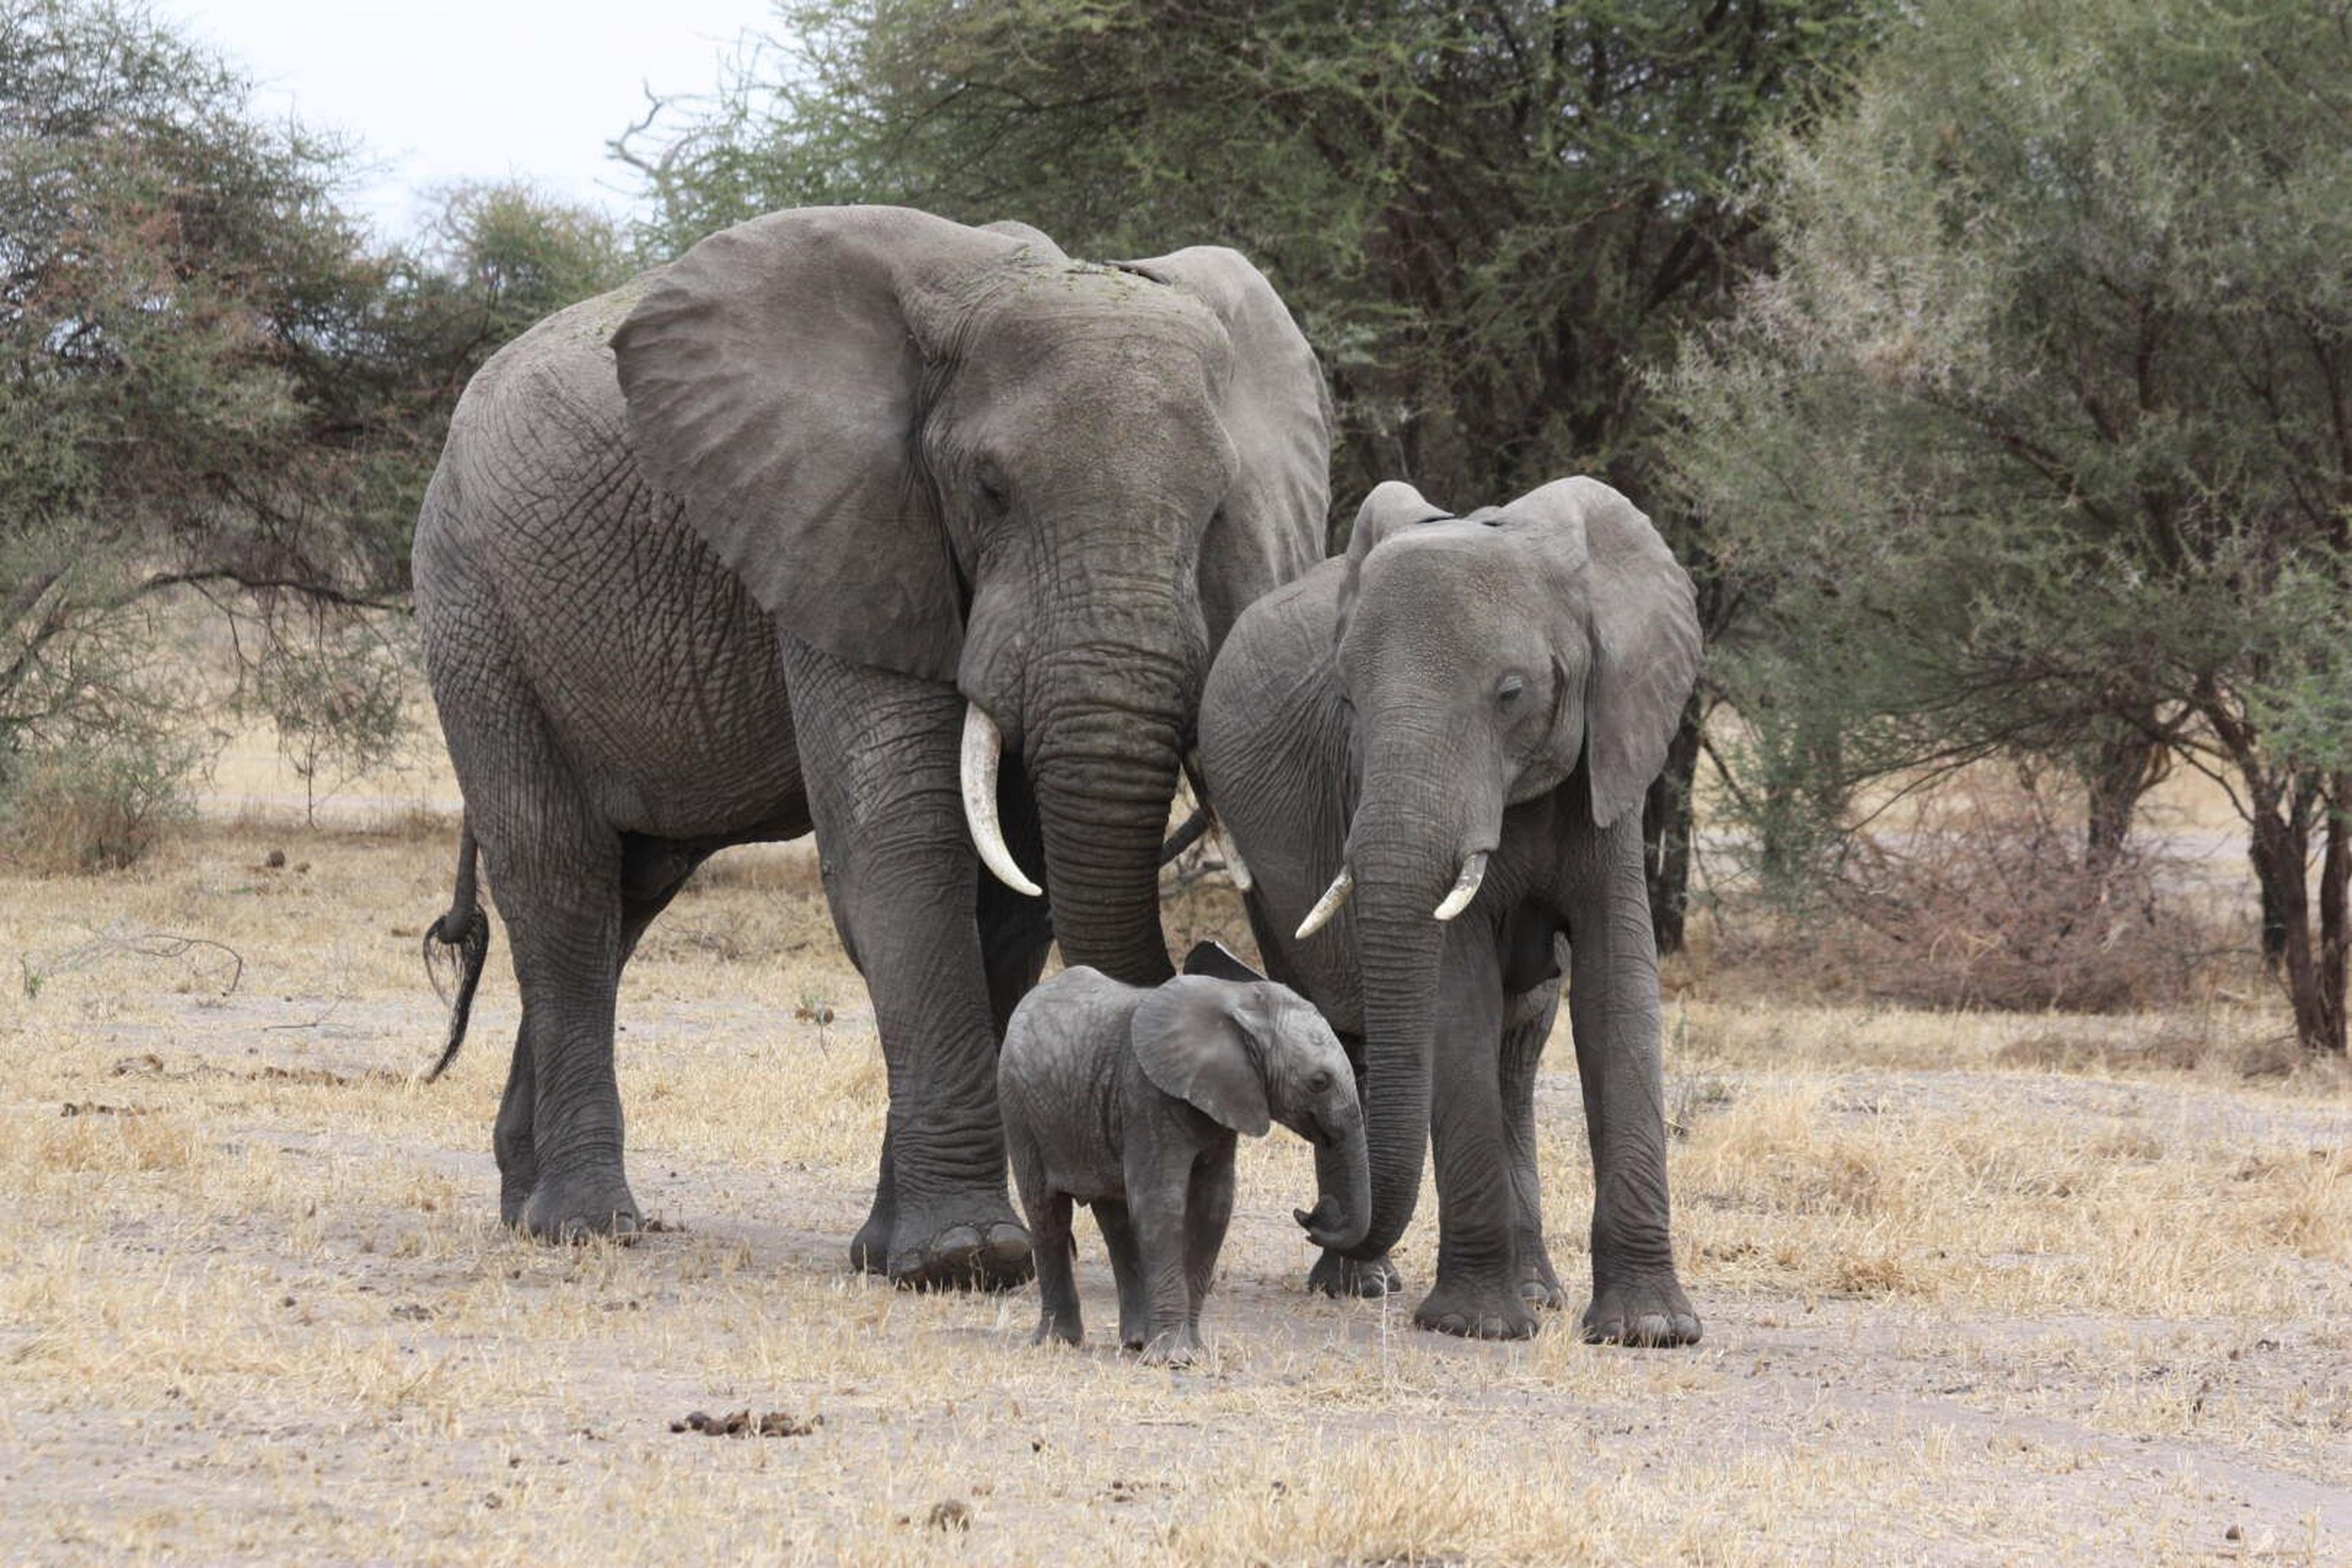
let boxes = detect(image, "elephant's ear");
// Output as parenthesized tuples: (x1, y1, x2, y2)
(1182, 938, 1267, 984)
(1343, 481, 1451, 570)
(1117, 247, 1330, 647)
(1334, 480, 1452, 639)
(1132, 976, 1271, 1136)
(612, 206, 1020, 684)
(1503, 478, 1701, 828)
(979, 219, 1067, 259)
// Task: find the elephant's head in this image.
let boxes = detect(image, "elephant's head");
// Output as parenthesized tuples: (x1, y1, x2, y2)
(1302, 477, 1700, 1259)
(1133, 975, 1369, 1252)
(611, 208, 1328, 982)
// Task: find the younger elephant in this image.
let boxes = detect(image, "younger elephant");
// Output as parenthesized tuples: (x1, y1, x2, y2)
(1200, 477, 1704, 1344)
(998, 963, 1369, 1365)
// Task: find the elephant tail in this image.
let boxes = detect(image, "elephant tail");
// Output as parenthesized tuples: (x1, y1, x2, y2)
(1158, 807, 1208, 865)
(421, 818, 490, 1084)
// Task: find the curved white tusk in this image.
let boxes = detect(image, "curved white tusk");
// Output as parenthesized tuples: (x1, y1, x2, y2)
(960, 703, 1042, 897)
(1293, 864, 1355, 940)
(1431, 852, 1488, 921)
(1208, 815, 1254, 892)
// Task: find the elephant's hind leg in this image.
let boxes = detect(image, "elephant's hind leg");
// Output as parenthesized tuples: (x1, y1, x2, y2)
(1502, 979, 1568, 1311)
(493, 837, 636, 1242)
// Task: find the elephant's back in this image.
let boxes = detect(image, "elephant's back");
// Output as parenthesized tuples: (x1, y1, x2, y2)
(415, 278, 805, 842)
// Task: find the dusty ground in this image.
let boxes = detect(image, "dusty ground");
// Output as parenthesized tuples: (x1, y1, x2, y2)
(2, 749, 2350, 1561)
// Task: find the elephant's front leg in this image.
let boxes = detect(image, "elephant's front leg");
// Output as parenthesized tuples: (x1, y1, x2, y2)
(785, 641, 1031, 1290)
(1415, 935, 1538, 1340)
(1125, 1145, 1204, 1365)
(1183, 1148, 1236, 1336)
(1566, 819, 1701, 1347)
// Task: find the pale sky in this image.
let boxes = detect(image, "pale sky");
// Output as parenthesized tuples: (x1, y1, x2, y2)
(163, 1, 773, 240)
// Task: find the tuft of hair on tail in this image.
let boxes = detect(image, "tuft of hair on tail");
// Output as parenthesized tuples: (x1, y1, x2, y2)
(420, 818, 490, 1083)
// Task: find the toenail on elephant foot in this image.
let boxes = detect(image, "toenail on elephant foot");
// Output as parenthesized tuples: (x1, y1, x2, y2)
(1518, 1257, 1567, 1311)
(519, 1170, 641, 1245)
(848, 1215, 892, 1276)
(1307, 1249, 1403, 1299)
(1412, 1281, 1539, 1340)
(886, 1207, 1033, 1291)
(1578, 1275, 1702, 1348)
(1137, 1327, 1203, 1366)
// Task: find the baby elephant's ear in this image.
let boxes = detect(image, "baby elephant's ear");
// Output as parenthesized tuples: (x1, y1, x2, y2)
(1132, 977, 1271, 1136)
(1182, 939, 1267, 984)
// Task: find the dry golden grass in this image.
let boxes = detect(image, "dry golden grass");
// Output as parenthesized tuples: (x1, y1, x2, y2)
(2, 799, 2348, 1563)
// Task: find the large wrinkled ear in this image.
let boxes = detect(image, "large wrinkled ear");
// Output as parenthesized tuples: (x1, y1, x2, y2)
(1343, 480, 1450, 570)
(612, 207, 1021, 684)
(979, 219, 1066, 258)
(1117, 247, 1330, 646)
(1131, 976, 1271, 1136)
(1335, 480, 1451, 637)
(1499, 478, 1700, 827)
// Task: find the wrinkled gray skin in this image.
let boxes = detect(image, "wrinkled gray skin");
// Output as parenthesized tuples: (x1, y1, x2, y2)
(1198, 478, 1703, 1344)
(998, 963, 1368, 1365)
(412, 207, 1327, 1284)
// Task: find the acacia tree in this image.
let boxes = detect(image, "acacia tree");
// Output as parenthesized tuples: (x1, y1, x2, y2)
(622, 0, 1885, 950)
(1666, 0, 2352, 1050)
(1, 2, 629, 836)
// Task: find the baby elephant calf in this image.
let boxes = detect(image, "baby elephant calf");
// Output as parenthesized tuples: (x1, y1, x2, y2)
(999, 964, 1370, 1365)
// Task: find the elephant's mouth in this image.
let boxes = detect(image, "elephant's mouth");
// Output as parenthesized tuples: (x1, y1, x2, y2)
(1297, 1114, 1346, 1150)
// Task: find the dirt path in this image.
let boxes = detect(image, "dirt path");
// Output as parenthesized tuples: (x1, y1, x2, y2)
(1, 824, 2346, 1562)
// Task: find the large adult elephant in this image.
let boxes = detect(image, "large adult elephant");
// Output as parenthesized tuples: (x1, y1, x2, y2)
(412, 208, 1329, 1286)
(1196, 478, 1702, 1342)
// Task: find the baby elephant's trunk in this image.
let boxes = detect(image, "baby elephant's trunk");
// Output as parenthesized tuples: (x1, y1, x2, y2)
(1295, 1106, 1371, 1253)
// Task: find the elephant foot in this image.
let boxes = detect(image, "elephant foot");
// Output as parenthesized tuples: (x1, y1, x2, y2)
(519, 1167, 641, 1245)
(1307, 1250, 1403, 1299)
(1032, 1313, 1082, 1348)
(1412, 1278, 1539, 1340)
(1137, 1325, 1204, 1367)
(1518, 1248, 1567, 1311)
(1579, 1272, 1702, 1348)
(885, 1199, 1034, 1291)
(848, 1209, 892, 1276)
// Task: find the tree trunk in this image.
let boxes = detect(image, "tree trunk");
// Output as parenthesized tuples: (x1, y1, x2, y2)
(2320, 774, 2350, 1055)
(2247, 791, 2346, 1054)
(1642, 692, 1703, 955)
(2082, 725, 2162, 886)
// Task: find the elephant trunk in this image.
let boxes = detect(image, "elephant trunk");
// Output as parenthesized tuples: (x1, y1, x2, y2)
(1343, 723, 1505, 1261)
(1347, 843, 1448, 1260)
(1298, 1104, 1371, 1253)
(1027, 638, 1196, 985)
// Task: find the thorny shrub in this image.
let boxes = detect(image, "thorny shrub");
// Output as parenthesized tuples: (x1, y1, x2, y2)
(1706, 767, 2236, 1012)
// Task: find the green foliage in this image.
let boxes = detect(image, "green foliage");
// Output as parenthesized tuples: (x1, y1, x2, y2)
(0, 3, 631, 853)
(1664, 0, 2352, 1044)
(627, 0, 1882, 544)
(245, 608, 415, 826)
(0, 726, 200, 873)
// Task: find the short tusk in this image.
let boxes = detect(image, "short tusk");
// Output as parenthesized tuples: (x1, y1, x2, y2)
(1431, 851, 1488, 921)
(960, 703, 1042, 897)
(1294, 864, 1354, 940)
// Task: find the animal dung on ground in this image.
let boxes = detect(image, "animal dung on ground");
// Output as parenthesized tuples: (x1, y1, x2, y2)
(668, 1409, 821, 1438)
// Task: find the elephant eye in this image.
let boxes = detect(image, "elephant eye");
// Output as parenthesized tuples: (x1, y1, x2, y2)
(974, 458, 1010, 512)
(1497, 673, 1526, 709)
(1307, 1069, 1334, 1093)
